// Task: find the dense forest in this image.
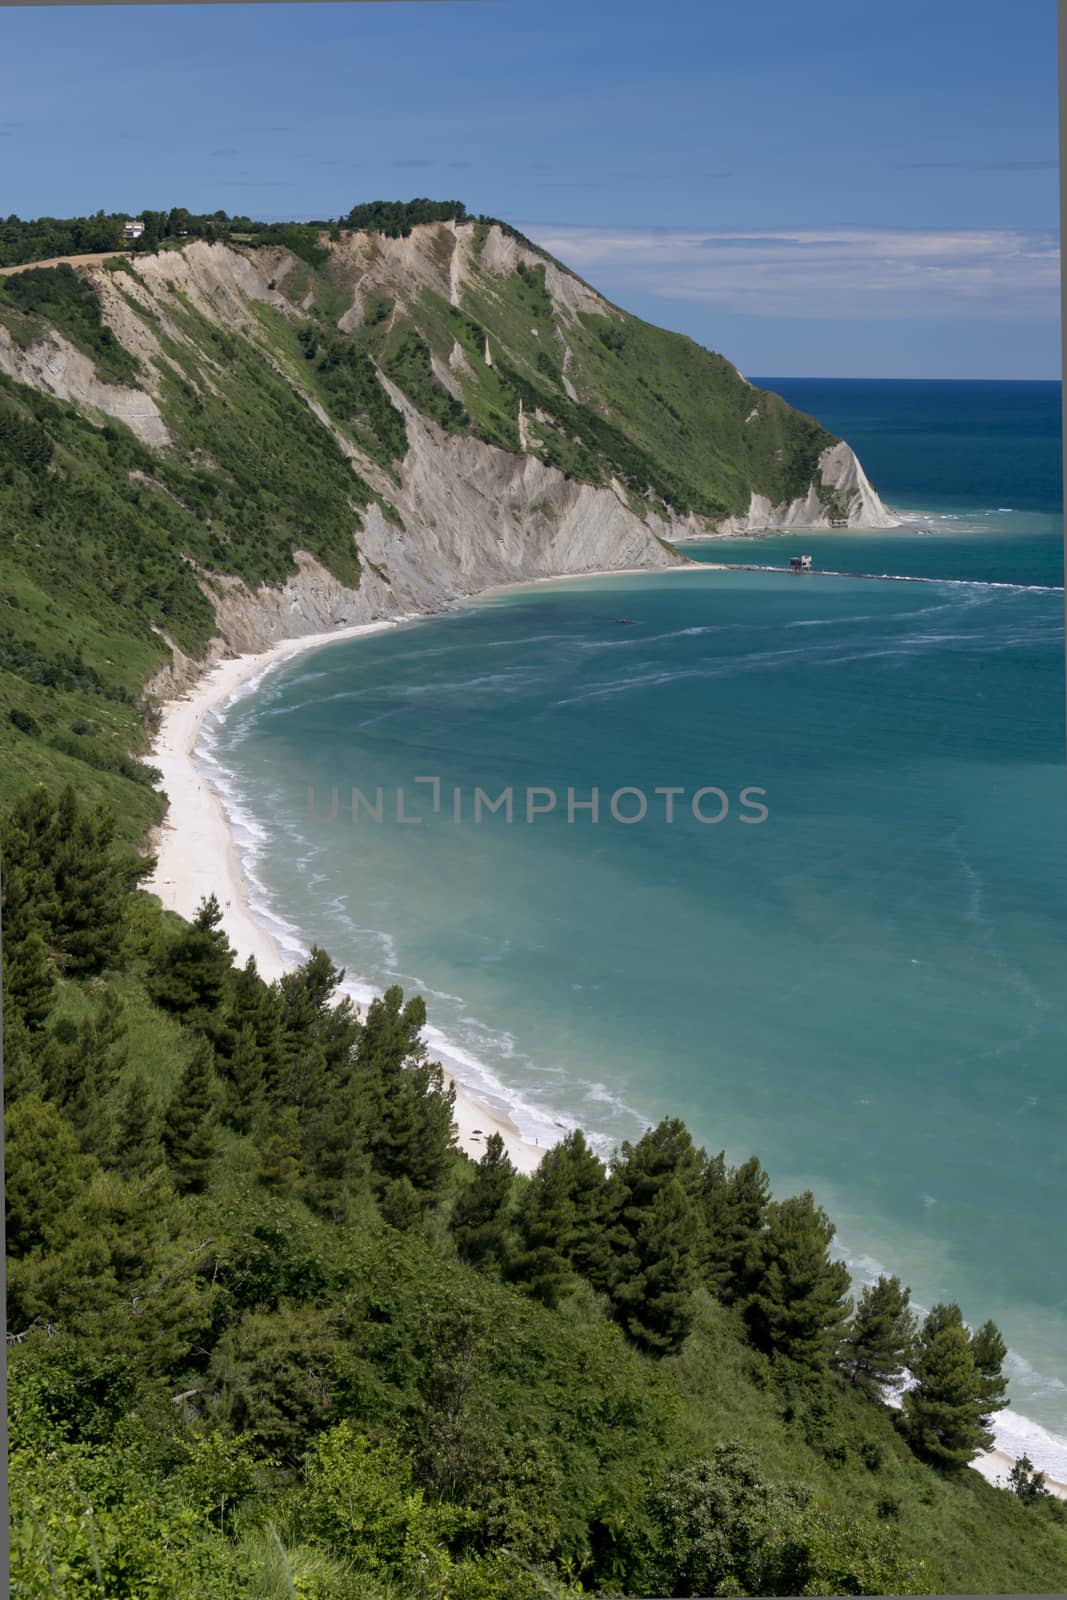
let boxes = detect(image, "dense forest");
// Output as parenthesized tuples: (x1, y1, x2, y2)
(4, 784, 1067, 1597)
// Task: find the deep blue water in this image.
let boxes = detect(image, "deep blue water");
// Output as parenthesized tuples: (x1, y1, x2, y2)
(206, 381, 1067, 1468)
(698, 377, 1064, 588)
(754, 377, 1063, 519)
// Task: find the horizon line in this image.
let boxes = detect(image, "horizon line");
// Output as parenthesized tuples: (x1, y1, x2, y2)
(751, 373, 1063, 384)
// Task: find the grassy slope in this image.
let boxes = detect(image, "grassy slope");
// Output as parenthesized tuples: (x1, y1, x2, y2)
(673, 1303, 1067, 1593)
(422, 251, 835, 518)
(0, 261, 376, 829)
(354, 256, 836, 522)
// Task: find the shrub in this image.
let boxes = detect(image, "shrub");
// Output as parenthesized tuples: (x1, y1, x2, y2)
(9, 707, 40, 736)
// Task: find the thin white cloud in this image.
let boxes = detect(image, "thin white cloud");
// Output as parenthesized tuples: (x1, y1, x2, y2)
(521, 224, 1060, 320)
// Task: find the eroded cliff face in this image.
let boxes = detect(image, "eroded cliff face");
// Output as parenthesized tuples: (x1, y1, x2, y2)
(1, 227, 897, 684)
(0, 321, 172, 447)
(182, 349, 687, 662)
(717, 441, 899, 533)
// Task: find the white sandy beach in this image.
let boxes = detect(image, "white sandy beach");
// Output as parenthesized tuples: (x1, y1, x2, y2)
(144, 616, 545, 1176)
(973, 1447, 1067, 1502)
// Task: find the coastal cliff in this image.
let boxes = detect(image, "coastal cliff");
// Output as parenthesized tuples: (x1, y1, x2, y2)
(0, 216, 895, 671)
(718, 438, 899, 532)
(0, 207, 897, 807)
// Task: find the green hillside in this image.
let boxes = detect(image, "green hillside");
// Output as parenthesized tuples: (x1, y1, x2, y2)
(5, 787, 1067, 1598)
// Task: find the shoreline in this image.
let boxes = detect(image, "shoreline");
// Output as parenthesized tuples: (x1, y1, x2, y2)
(144, 611, 546, 1177)
(144, 576, 1067, 1496)
(973, 1447, 1067, 1502)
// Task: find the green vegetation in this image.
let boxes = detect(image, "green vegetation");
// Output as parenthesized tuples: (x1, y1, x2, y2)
(448, 265, 833, 517)
(343, 199, 470, 237)
(1, 200, 481, 269)
(0, 266, 142, 385)
(380, 327, 469, 433)
(344, 260, 835, 519)
(293, 323, 408, 466)
(0, 280, 373, 823)
(0, 208, 337, 270)
(0, 210, 134, 266)
(5, 786, 1067, 1598)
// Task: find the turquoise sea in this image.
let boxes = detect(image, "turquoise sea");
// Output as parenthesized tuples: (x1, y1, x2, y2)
(204, 379, 1067, 1471)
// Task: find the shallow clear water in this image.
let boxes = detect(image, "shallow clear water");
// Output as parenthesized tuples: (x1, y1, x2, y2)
(205, 380, 1067, 1466)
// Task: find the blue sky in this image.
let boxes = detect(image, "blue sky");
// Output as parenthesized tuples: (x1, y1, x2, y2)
(1, 0, 1059, 377)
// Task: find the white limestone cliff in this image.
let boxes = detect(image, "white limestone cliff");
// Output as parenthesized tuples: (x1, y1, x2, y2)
(716, 440, 899, 532)
(5, 229, 899, 686)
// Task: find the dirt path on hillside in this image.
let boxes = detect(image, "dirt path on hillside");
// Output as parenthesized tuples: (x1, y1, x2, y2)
(0, 251, 130, 277)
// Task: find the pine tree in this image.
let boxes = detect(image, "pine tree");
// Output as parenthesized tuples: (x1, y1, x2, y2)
(617, 1118, 705, 1213)
(2, 1009, 43, 1103)
(8, 1163, 212, 1370)
(35, 1018, 72, 1108)
(360, 986, 456, 1202)
(278, 948, 359, 1076)
(740, 1192, 852, 1369)
(279, 1038, 329, 1114)
(4, 1094, 95, 1256)
(552, 1128, 614, 1286)
(300, 1084, 367, 1222)
(702, 1153, 771, 1302)
(509, 1130, 611, 1305)
(149, 894, 234, 1024)
(64, 1014, 117, 1160)
(224, 957, 284, 1101)
(609, 1174, 698, 1354)
(585, 1119, 706, 1352)
(506, 1237, 572, 1309)
(1008, 1454, 1050, 1502)
(835, 1275, 917, 1390)
(378, 1174, 422, 1231)
(971, 1319, 1009, 1419)
(50, 786, 148, 973)
(1, 925, 55, 1032)
(272, 951, 367, 1215)
(599, 1118, 702, 1265)
(114, 1070, 163, 1178)
(258, 1106, 304, 1194)
(359, 982, 425, 1081)
(373, 1053, 456, 1201)
(3, 787, 146, 976)
(900, 1305, 995, 1469)
(451, 1133, 516, 1269)
(221, 1022, 267, 1134)
(34, 996, 127, 1158)
(162, 1040, 218, 1193)
(1, 788, 62, 945)
(255, 951, 365, 1219)
(509, 1147, 581, 1307)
